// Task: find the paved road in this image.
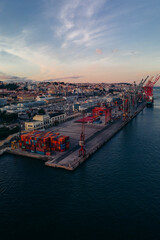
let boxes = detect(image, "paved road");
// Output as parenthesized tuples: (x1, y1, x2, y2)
(0, 133, 19, 147)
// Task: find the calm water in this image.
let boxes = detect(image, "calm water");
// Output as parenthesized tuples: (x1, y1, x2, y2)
(1, 89, 160, 240)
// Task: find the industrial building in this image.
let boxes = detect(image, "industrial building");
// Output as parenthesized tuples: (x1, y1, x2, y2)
(25, 120, 43, 131)
(0, 101, 45, 114)
(25, 112, 66, 131)
(36, 96, 65, 104)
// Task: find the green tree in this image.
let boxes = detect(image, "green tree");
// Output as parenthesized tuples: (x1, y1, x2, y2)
(1, 112, 18, 123)
(38, 108, 45, 115)
(27, 112, 31, 119)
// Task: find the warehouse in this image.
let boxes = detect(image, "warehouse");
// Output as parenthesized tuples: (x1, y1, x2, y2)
(49, 112, 66, 125)
(25, 121, 43, 131)
(25, 112, 66, 130)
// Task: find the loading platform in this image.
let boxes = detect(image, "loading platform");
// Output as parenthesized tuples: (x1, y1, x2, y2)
(45, 104, 144, 170)
(2, 104, 145, 171)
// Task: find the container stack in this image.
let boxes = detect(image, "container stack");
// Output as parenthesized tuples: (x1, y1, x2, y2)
(50, 135, 70, 152)
(18, 131, 70, 155)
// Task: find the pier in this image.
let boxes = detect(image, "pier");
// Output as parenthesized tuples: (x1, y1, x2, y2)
(6, 149, 49, 161)
(45, 104, 145, 170)
(2, 103, 145, 171)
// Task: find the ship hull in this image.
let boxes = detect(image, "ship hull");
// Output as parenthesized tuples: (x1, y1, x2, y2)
(146, 102, 153, 107)
(146, 96, 154, 107)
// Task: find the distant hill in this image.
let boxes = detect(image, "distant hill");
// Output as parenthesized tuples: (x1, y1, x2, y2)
(3, 78, 33, 83)
(116, 83, 132, 85)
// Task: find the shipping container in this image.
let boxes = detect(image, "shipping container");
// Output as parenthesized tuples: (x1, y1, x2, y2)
(19, 131, 70, 153)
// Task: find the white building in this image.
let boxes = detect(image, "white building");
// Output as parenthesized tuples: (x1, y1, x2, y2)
(33, 114, 51, 128)
(25, 112, 66, 131)
(25, 121, 43, 131)
(49, 112, 66, 125)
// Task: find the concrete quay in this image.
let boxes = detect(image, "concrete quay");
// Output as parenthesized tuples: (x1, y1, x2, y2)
(6, 149, 50, 161)
(0, 104, 145, 171)
(45, 104, 146, 171)
(0, 148, 9, 156)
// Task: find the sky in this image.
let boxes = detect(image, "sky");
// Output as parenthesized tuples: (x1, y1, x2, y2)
(0, 0, 160, 83)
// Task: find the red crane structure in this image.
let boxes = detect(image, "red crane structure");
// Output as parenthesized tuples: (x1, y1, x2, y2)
(144, 75, 160, 106)
(92, 107, 112, 124)
(79, 111, 86, 157)
(133, 76, 149, 104)
(122, 97, 129, 121)
(122, 76, 149, 121)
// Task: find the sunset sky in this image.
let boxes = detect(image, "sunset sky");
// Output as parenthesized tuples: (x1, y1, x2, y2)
(0, 0, 160, 83)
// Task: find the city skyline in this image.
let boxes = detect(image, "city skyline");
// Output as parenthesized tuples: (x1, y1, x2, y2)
(0, 0, 160, 83)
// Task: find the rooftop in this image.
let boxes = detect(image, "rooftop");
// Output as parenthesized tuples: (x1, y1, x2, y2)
(49, 112, 65, 118)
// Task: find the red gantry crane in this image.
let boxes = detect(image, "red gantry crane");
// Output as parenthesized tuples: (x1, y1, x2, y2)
(79, 111, 86, 157)
(135, 76, 149, 104)
(92, 107, 112, 124)
(144, 75, 160, 106)
(122, 96, 129, 121)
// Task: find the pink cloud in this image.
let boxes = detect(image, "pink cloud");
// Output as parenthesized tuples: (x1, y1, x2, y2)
(96, 49, 103, 54)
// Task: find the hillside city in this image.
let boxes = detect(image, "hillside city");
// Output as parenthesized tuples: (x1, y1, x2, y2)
(0, 80, 130, 142)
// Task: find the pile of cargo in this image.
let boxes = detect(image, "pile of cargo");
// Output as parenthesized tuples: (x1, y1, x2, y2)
(19, 130, 70, 155)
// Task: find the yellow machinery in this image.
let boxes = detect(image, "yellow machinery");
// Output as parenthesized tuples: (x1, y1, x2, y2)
(11, 140, 18, 150)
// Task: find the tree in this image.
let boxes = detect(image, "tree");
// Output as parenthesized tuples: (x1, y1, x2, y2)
(1, 112, 18, 123)
(27, 112, 31, 119)
(0, 126, 19, 140)
(38, 108, 45, 115)
(109, 89, 114, 94)
(0, 83, 19, 90)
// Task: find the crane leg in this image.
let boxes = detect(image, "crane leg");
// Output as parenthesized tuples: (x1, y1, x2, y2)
(79, 147, 86, 157)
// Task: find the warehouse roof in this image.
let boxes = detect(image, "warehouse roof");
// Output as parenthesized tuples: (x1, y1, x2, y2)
(49, 112, 65, 118)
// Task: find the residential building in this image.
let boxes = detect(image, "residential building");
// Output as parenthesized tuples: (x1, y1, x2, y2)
(0, 98, 7, 107)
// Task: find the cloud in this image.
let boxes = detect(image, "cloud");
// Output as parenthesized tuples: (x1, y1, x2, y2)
(0, 33, 64, 80)
(122, 50, 140, 56)
(0, 0, 150, 82)
(46, 75, 83, 81)
(0, 71, 32, 82)
(96, 49, 103, 54)
(47, 0, 114, 48)
(47, 0, 142, 51)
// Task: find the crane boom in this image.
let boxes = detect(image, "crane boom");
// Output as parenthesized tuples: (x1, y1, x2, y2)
(149, 74, 160, 87)
(145, 76, 154, 87)
(141, 76, 149, 86)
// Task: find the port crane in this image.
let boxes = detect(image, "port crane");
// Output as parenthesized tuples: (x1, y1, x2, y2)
(122, 95, 130, 121)
(79, 111, 86, 157)
(144, 76, 154, 88)
(144, 75, 160, 99)
(136, 76, 149, 103)
(140, 76, 149, 88)
(92, 107, 112, 124)
(122, 76, 149, 121)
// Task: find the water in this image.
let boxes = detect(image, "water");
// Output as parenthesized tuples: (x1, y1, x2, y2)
(1, 88, 160, 240)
